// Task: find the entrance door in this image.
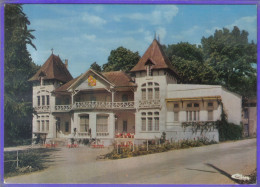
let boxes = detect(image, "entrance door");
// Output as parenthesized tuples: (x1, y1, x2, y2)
(123, 120, 127, 132)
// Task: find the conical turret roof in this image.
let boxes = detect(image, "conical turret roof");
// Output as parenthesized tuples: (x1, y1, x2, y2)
(29, 54, 73, 83)
(130, 39, 178, 76)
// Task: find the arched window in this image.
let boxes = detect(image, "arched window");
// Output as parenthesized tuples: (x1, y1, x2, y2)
(141, 82, 160, 100)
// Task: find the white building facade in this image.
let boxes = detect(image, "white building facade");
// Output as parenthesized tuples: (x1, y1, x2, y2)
(29, 39, 242, 144)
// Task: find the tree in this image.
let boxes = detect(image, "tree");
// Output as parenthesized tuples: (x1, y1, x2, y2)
(201, 26, 257, 97)
(90, 62, 101, 72)
(102, 47, 140, 72)
(4, 4, 39, 146)
(163, 42, 218, 84)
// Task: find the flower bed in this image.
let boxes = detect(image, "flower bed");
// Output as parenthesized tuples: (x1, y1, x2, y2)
(104, 137, 217, 160)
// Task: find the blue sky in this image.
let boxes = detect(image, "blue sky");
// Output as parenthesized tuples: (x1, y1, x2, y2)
(22, 4, 257, 78)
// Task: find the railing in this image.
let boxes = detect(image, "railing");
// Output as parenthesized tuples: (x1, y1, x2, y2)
(35, 100, 161, 112)
(139, 99, 161, 108)
(113, 101, 135, 109)
(34, 105, 50, 112)
(75, 101, 113, 109)
(77, 132, 89, 137)
(74, 101, 136, 110)
(96, 132, 109, 136)
(55, 105, 72, 111)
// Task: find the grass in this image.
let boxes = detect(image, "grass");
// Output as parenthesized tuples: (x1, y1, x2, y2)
(4, 148, 59, 178)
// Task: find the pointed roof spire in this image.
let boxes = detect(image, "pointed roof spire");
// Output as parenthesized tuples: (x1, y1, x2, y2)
(154, 31, 156, 40)
(157, 35, 160, 43)
(130, 39, 178, 77)
(29, 53, 73, 83)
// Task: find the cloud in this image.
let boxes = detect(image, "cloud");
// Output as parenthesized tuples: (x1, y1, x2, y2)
(173, 25, 201, 42)
(82, 13, 107, 27)
(114, 5, 179, 25)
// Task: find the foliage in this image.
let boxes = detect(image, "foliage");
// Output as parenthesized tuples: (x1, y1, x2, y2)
(102, 46, 140, 72)
(104, 137, 217, 160)
(90, 62, 101, 72)
(4, 148, 55, 177)
(215, 101, 242, 141)
(4, 4, 39, 146)
(163, 42, 218, 84)
(201, 26, 257, 97)
(182, 121, 217, 134)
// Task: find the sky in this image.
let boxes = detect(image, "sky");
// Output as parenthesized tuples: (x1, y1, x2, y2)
(22, 4, 257, 78)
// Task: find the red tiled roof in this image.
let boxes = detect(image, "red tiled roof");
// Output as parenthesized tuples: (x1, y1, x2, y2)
(130, 39, 178, 76)
(102, 71, 136, 87)
(54, 70, 136, 92)
(29, 54, 73, 83)
(55, 76, 80, 92)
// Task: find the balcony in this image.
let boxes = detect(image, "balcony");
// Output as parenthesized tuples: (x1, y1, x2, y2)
(34, 100, 161, 112)
(138, 99, 161, 108)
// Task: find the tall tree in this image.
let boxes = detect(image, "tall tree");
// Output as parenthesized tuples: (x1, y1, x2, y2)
(102, 47, 140, 72)
(4, 4, 39, 146)
(90, 62, 101, 72)
(163, 42, 218, 84)
(201, 26, 257, 97)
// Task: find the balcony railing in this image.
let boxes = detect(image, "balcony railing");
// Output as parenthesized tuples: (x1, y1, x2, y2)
(139, 99, 161, 108)
(34, 100, 161, 112)
(55, 105, 72, 111)
(34, 106, 50, 112)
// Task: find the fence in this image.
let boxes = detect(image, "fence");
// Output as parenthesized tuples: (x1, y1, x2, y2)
(4, 150, 19, 168)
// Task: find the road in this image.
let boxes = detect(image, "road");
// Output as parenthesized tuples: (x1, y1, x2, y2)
(4, 138, 256, 184)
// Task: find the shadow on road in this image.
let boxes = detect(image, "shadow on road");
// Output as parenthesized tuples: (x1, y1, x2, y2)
(205, 163, 238, 183)
(186, 168, 217, 173)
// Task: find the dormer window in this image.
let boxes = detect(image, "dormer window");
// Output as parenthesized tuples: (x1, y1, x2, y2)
(147, 65, 152, 76)
(145, 59, 154, 77)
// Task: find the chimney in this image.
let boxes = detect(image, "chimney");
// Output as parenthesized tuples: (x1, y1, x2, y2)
(65, 59, 68, 69)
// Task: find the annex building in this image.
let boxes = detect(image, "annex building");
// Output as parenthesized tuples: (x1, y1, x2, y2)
(29, 39, 242, 145)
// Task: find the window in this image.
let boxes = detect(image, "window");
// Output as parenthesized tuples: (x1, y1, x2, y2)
(96, 115, 108, 133)
(194, 103, 199, 107)
(244, 109, 249, 119)
(80, 115, 89, 132)
(141, 89, 146, 100)
(141, 82, 160, 100)
(141, 118, 146, 131)
(174, 112, 179, 121)
(154, 117, 159, 131)
(42, 96, 45, 105)
(189, 111, 192, 121)
(41, 120, 45, 131)
(37, 121, 40, 131)
(37, 96, 40, 106)
(56, 117, 60, 131)
(90, 96, 96, 101)
(174, 104, 179, 108)
(148, 89, 153, 100)
(123, 121, 127, 132)
(147, 65, 152, 76)
(148, 118, 153, 131)
(65, 122, 69, 132)
(208, 110, 213, 121)
(208, 102, 213, 107)
(122, 94, 128, 102)
(46, 120, 49, 132)
(46, 95, 50, 106)
(187, 103, 192, 108)
(141, 112, 159, 131)
(154, 88, 160, 99)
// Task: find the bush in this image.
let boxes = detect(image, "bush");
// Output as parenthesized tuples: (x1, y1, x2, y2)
(217, 120, 242, 141)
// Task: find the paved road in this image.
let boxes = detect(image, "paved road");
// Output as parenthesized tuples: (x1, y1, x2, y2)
(4, 138, 256, 184)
